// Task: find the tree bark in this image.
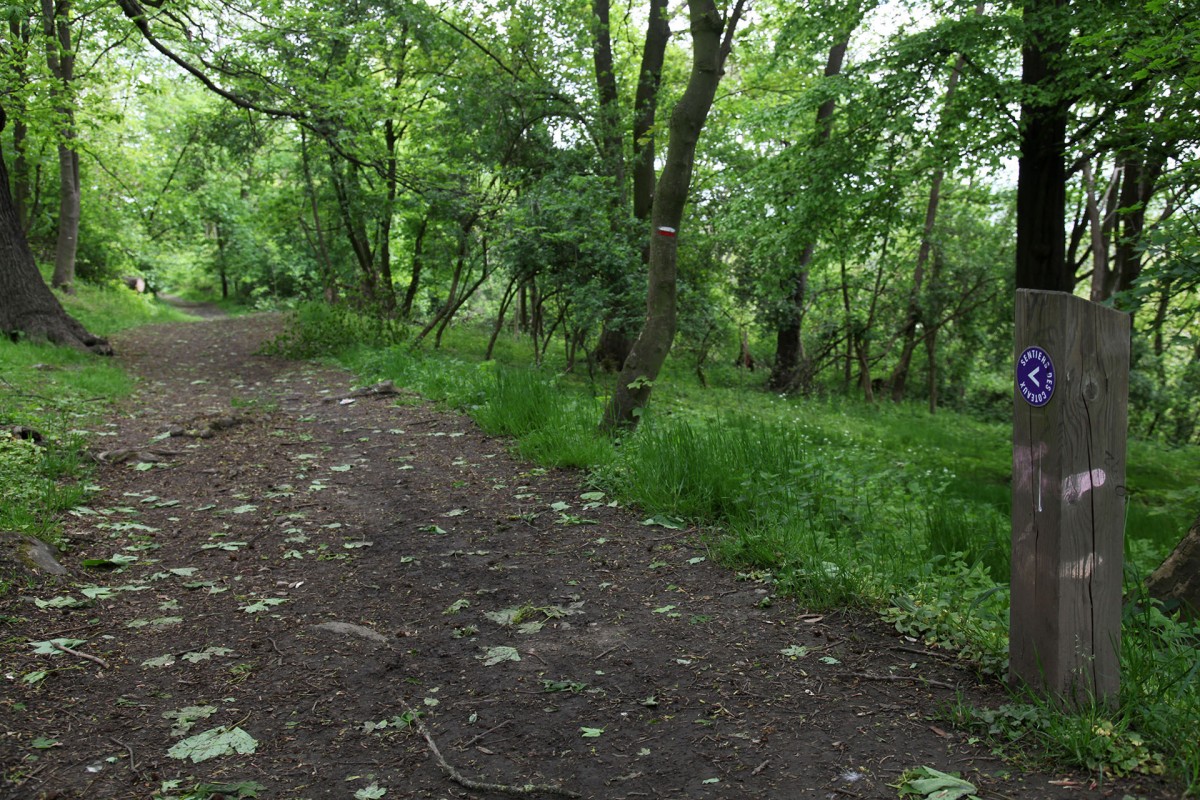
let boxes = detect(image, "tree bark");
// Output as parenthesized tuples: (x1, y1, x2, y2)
(601, 0, 745, 431)
(7, 16, 34, 234)
(1146, 512, 1200, 620)
(42, 0, 80, 293)
(0, 104, 110, 353)
(594, 0, 670, 373)
(1015, 0, 1072, 292)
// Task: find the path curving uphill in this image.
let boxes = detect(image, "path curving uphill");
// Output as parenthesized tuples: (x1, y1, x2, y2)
(0, 314, 1176, 799)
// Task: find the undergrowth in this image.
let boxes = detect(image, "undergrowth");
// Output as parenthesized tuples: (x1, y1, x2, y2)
(271, 302, 1200, 793)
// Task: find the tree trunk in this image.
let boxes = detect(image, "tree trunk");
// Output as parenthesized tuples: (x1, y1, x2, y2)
(42, 0, 80, 293)
(631, 0, 670, 224)
(891, 2, 981, 401)
(8, 16, 34, 234)
(1015, 0, 1072, 292)
(769, 28, 853, 393)
(594, 0, 670, 375)
(1146, 512, 1200, 619)
(601, 0, 745, 431)
(400, 211, 428, 318)
(0, 105, 110, 353)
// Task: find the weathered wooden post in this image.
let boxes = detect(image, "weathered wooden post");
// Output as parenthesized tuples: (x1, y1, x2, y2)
(1010, 289, 1130, 706)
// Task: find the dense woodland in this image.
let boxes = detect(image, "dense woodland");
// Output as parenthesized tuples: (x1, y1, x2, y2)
(4, 0, 1200, 784)
(1, 0, 1197, 439)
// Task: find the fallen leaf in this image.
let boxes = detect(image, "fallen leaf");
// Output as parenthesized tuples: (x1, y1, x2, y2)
(167, 726, 258, 763)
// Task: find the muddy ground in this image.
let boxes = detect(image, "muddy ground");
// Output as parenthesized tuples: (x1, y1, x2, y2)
(0, 313, 1177, 799)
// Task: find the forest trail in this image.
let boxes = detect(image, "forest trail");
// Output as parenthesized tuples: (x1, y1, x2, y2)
(0, 314, 1174, 799)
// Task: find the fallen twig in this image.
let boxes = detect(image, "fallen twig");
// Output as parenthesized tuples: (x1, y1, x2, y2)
(51, 641, 108, 668)
(408, 704, 580, 798)
(461, 719, 511, 749)
(838, 671, 957, 690)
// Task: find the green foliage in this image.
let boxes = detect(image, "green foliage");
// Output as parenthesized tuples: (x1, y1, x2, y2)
(264, 302, 409, 359)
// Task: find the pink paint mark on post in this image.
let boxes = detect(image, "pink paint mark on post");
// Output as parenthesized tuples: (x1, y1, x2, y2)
(1061, 468, 1106, 504)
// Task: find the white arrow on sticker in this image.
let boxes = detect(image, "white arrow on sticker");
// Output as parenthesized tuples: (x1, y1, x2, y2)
(1028, 367, 1041, 387)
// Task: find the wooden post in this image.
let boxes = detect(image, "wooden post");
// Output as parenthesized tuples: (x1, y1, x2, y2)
(1010, 289, 1129, 707)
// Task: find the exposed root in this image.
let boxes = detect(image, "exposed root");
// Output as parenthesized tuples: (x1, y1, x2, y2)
(407, 704, 580, 798)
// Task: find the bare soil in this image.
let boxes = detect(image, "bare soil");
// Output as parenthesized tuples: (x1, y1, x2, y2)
(0, 313, 1179, 799)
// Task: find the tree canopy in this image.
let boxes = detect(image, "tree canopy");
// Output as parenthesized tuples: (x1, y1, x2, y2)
(1, 0, 1198, 438)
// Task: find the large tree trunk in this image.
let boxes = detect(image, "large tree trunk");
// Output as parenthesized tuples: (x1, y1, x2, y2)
(1015, 0, 1072, 292)
(0, 105, 110, 353)
(1146, 512, 1200, 619)
(43, 0, 81, 294)
(601, 0, 745, 431)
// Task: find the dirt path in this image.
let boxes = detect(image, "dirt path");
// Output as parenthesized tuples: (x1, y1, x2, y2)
(0, 315, 1174, 799)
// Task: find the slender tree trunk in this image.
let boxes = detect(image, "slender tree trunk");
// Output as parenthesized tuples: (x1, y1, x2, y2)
(485, 274, 520, 360)
(0, 104, 109, 353)
(592, 0, 625, 197)
(594, 0, 670, 372)
(769, 28, 853, 393)
(631, 0, 670, 224)
(1015, 0, 1072, 291)
(400, 211, 429, 318)
(42, 0, 80, 293)
(890, 1, 981, 401)
(601, 0, 746, 431)
(299, 132, 337, 303)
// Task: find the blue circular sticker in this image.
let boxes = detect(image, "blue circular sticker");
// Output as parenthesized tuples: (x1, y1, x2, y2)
(1017, 346, 1056, 407)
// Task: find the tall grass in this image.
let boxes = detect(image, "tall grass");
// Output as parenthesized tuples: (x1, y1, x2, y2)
(277, 306, 1200, 792)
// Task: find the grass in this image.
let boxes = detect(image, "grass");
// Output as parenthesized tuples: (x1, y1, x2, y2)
(268, 303, 1200, 792)
(1, 276, 193, 544)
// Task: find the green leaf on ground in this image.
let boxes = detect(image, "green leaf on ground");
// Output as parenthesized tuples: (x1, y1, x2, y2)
(579, 727, 604, 738)
(81, 554, 138, 569)
(478, 646, 521, 666)
(354, 783, 387, 799)
(896, 767, 980, 800)
(640, 515, 685, 530)
(780, 645, 810, 658)
(183, 647, 235, 663)
(166, 726, 258, 762)
(142, 654, 177, 668)
(241, 598, 287, 613)
(444, 599, 470, 614)
(163, 705, 219, 737)
(33, 595, 87, 609)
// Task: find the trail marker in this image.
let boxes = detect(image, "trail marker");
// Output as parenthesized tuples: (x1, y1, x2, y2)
(1010, 289, 1130, 707)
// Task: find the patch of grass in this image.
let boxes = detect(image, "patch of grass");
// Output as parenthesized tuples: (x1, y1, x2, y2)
(57, 279, 193, 336)
(0, 281, 158, 551)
